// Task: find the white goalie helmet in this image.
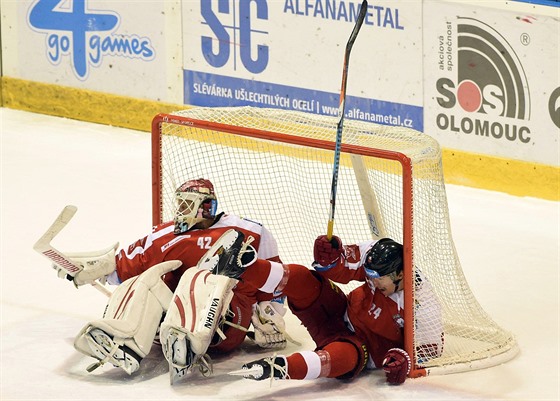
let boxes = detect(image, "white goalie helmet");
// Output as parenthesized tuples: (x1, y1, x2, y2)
(173, 178, 218, 234)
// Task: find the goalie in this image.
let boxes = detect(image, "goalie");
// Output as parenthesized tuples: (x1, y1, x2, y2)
(44, 179, 291, 384)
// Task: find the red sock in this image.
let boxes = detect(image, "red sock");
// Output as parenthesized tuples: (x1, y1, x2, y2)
(286, 353, 308, 379)
(285, 342, 359, 380)
(322, 342, 359, 378)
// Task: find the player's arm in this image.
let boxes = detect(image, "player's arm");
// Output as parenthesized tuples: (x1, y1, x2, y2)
(63, 244, 120, 286)
(247, 298, 287, 349)
(382, 273, 444, 385)
(114, 223, 174, 282)
(257, 225, 282, 263)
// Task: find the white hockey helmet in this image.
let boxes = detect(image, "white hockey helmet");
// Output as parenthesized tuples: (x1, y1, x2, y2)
(174, 178, 218, 234)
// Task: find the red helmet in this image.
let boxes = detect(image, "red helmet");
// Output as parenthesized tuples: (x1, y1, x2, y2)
(176, 179, 215, 195)
(174, 179, 218, 234)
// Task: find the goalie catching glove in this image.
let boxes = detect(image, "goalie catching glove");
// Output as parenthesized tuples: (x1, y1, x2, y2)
(247, 299, 288, 349)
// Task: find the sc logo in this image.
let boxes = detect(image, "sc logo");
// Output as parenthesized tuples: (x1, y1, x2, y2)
(201, 0, 269, 74)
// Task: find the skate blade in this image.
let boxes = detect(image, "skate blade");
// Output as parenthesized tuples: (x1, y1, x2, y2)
(228, 365, 261, 378)
(86, 329, 139, 375)
(165, 330, 189, 385)
(169, 365, 187, 385)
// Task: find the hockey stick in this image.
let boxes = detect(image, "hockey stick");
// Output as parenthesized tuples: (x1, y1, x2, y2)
(351, 154, 387, 239)
(33, 205, 112, 297)
(327, 0, 368, 239)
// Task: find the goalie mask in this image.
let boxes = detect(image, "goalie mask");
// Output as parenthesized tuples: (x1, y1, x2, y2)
(173, 179, 218, 234)
(363, 238, 404, 294)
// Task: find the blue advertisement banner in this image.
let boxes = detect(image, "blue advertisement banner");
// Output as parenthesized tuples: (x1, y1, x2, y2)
(184, 70, 423, 131)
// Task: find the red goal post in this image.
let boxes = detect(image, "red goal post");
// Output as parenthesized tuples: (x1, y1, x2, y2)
(151, 106, 518, 378)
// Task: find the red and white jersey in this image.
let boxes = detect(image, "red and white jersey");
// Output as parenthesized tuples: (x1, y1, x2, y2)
(316, 239, 442, 368)
(116, 213, 280, 292)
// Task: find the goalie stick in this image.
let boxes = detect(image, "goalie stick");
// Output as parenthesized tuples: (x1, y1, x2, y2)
(33, 205, 112, 297)
(351, 154, 387, 239)
(327, 0, 368, 239)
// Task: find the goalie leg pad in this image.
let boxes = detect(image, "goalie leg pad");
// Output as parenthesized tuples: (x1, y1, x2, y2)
(74, 260, 181, 374)
(160, 267, 236, 383)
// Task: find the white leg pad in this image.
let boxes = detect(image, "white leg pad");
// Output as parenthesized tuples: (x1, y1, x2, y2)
(160, 267, 236, 382)
(74, 260, 181, 374)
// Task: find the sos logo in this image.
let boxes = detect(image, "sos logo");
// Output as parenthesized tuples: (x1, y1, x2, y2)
(437, 78, 521, 117)
(201, 0, 269, 74)
(435, 18, 531, 143)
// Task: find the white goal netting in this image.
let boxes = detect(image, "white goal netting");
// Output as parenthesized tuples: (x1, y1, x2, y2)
(152, 106, 518, 376)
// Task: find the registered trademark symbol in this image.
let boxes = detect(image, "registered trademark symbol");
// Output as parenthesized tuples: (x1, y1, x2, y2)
(520, 33, 530, 45)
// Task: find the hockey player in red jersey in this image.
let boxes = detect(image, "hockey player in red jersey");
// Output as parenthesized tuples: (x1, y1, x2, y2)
(51, 179, 290, 383)
(216, 230, 443, 385)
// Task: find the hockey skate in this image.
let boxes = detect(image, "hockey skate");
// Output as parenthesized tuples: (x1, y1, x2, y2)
(197, 229, 256, 279)
(228, 355, 288, 381)
(82, 328, 142, 375)
(163, 328, 213, 385)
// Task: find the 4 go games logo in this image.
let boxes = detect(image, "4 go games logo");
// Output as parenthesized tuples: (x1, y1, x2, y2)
(27, 0, 155, 80)
(434, 17, 532, 144)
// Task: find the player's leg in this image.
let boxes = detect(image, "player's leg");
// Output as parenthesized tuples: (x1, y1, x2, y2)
(210, 229, 366, 379)
(226, 258, 321, 310)
(199, 228, 255, 279)
(231, 273, 367, 381)
(237, 340, 361, 380)
(201, 229, 316, 305)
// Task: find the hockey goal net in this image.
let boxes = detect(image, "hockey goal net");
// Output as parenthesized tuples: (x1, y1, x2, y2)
(151, 106, 518, 377)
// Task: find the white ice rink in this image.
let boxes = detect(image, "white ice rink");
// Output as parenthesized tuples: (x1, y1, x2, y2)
(1, 107, 558, 400)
